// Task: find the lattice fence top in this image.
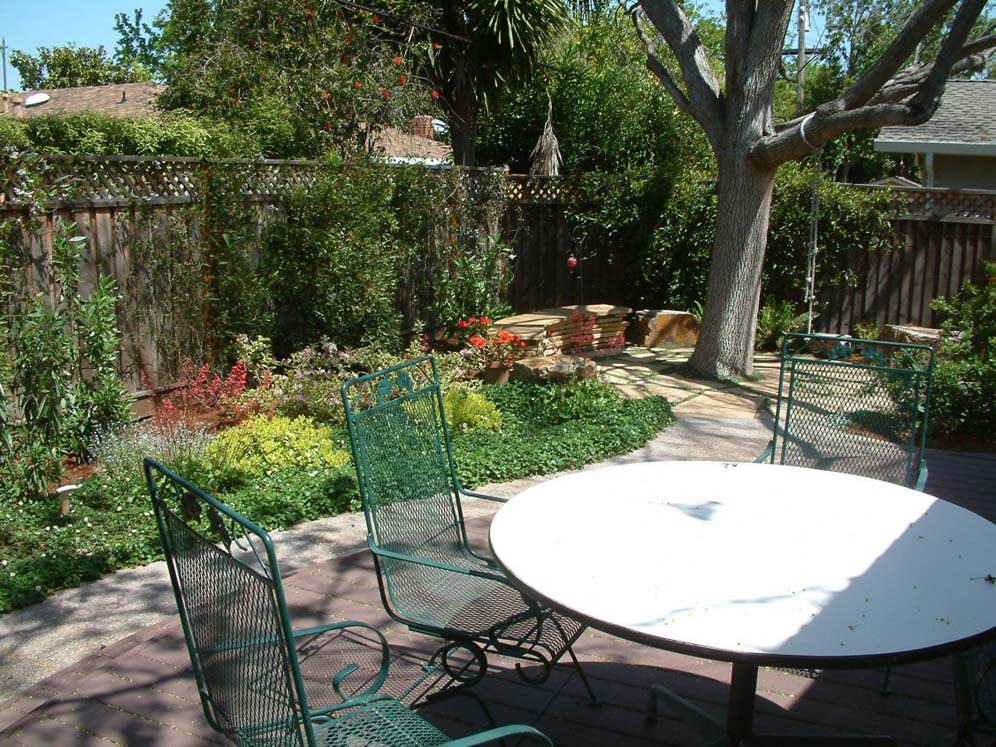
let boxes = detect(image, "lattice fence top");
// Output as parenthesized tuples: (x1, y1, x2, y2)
(0, 154, 583, 209)
(856, 184, 996, 223)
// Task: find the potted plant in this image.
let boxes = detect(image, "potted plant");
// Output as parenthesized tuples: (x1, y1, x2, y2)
(457, 316, 526, 384)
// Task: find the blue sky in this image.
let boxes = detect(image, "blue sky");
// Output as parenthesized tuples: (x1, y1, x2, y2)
(2, 0, 169, 91)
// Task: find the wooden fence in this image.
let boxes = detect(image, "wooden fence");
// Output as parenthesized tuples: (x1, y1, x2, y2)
(816, 185, 996, 334)
(2, 155, 994, 394)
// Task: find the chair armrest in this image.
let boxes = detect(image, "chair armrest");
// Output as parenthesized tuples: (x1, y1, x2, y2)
(371, 544, 507, 583)
(914, 458, 928, 492)
(292, 621, 392, 711)
(442, 724, 553, 747)
(755, 440, 774, 463)
(458, 486, 507, 504)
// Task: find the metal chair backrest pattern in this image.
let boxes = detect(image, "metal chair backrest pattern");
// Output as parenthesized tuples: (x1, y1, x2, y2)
(144, 458, 314, 747)
(765, 333, 935, 490)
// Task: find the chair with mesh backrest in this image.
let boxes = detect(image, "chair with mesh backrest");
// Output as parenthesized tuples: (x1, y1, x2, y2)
(756, 332, 935, 490)
(144, 457, 553, 747)
(342, 356, 597, 704)
(753, 331, 934, 694)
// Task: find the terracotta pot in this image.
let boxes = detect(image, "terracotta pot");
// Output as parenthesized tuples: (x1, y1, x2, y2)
(481, 362, 512, 384)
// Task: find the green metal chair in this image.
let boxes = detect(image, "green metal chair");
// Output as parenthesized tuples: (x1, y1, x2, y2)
(954, 639, 996, 746)
(342, 356, 597, 703)
(144, 457, 553, 747)
(756, 332, 935, 491)
(755, 332, 934, 694)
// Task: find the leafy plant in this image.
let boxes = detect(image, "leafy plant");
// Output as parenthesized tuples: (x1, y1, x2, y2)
(206, 414, 350, 478)
(928, 264, 996, 441)
(443, 385, 502, 431)
(457, 316, 526, 369)
(755, 300, 808, 351)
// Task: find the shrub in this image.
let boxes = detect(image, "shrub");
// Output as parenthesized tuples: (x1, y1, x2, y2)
(443, 385, 502, 431)
(260, 166, 406, 356)
(206, 414, 350, 478)
(928, 264, 996, 442)
(755, 300, 808, 351)
(222, 465, 360, 531)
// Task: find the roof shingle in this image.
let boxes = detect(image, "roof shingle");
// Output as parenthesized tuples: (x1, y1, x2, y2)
(876, 79, 996, 151)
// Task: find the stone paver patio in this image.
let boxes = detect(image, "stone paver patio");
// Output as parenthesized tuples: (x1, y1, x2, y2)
(1, 347, 994, 746)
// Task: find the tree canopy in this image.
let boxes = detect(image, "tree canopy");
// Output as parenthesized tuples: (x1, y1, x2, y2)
(11, 44, 151, 90)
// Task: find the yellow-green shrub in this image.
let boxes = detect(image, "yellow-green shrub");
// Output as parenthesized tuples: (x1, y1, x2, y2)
(207, 415, 349, 477)
(443, 385, 502, 431)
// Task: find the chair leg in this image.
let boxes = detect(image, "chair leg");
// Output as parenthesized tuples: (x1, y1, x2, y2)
(565, 644, 601, 707)
(879, 665, 892, 695)
(645, 682, 724, 738)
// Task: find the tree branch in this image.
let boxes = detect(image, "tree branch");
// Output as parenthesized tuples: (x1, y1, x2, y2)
(636, 0, 723, 144)
(752, 0, 996, 168)
(841, 0, 959, 108)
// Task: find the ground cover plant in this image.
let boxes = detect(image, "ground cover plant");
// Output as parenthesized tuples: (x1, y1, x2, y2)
(0, 338, 673, 613)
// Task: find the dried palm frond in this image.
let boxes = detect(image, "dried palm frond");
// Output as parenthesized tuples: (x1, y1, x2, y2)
(529, 89, 562, 176)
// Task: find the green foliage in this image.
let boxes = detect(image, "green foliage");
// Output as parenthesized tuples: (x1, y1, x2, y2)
(443, 385, 502, 431)
(260, 166, 405, 355)
(3, 112, 260, 157)
(10, 44, 149, 90)
(158, 0, 432, 159)
(451, 380, 673, 486)
(477, 9, 701, 174)
(113, 8, 166, 78)
(1, 223, 131, 499)
(766, 162, 894, 304)
(207, 414, 350, 477)
(755, 300, 808, 352)
(928, 265, 996, 441)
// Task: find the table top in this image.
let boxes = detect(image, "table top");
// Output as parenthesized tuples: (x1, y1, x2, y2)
(489, 461, 996, 667)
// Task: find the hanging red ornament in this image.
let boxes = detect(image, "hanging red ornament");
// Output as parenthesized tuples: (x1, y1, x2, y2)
(567, 255, 578, 269)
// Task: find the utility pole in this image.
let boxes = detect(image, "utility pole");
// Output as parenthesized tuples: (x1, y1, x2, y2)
(1, 38, 8, 92)
(796, 1, 808, 115)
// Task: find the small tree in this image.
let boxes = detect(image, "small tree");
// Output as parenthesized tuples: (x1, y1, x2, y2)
(632, 0, 996, 378)
(11, 44, 149, 90)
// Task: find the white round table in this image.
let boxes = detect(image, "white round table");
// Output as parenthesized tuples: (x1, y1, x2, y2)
(489, 461, 996, 745)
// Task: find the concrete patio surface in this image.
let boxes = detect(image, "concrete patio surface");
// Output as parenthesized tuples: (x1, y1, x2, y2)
(1, 345, 993, 746)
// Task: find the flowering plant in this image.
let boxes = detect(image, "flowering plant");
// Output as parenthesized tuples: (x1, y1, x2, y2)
(457, 316, 526, 369)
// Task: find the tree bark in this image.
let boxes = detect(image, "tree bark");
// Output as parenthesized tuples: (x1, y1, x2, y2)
(687, 153, 777, 379)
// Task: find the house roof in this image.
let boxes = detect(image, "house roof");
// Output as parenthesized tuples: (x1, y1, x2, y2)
(368, 125, 451, 165)
(875, 79, 996, 156)
(2, 82, 452, 163)
(3, 83, 166, 118)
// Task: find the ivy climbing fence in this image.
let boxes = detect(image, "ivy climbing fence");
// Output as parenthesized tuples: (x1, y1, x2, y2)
(1, 154, 993, 395)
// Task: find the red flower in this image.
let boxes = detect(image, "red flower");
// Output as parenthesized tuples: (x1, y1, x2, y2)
(469, 336, 486, 348)
(519, 340, 527, 347)
(480, 316, 492, 325)
(372, 14, 382, 23)
(321, 90, 330, 101)
(457, 319, 469, 328)
(354, 80, 362, 89)
(398, 75, 406, 85)
(469, 316, 478, 323)
(304, 7, 314, 16)
(381, 89, 390, 99)
(432, 42, 442, 50)
(341, 53, 349, 65)
(346, 35, 353, 43)
(323, 121, 332, 130)
(231, 97, 239, 105)
(497, 329, 511, 344)
(431, 90, 440, 99)
(393, 56, 402, 64)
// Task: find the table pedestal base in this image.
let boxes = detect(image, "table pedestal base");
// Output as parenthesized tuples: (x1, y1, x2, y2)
(646, 662, 898, 747)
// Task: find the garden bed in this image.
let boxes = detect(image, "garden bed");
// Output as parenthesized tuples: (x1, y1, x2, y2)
(0, 368, 672, 614)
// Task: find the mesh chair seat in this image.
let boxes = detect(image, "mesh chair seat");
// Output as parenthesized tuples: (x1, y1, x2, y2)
(315, 698, 449, 747)
(384, 556, 584, 649)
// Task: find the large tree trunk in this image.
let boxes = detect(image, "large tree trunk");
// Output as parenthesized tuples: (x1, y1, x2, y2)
(687, 153, 777, 380)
